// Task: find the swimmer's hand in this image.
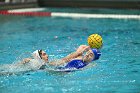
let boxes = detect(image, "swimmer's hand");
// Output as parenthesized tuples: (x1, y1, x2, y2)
(76, 45, 90, 55)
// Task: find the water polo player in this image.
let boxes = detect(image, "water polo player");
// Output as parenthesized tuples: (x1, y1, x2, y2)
(47, 34, 103, 70)
(0, 34, 103, 74)
(0, 50, 48, 75)
(46, 45, 101, 69)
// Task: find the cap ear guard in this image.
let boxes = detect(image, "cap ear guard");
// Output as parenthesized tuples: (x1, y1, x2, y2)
(91, 49, 101, 61)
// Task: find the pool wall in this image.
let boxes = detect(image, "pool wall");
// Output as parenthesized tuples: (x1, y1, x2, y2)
(0, 0, 140, 10)
(38, 0, 140, 9)
(0, 2, 38, 10)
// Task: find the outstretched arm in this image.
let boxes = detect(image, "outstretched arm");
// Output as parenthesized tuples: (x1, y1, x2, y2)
(61, 45, 90, 62)
(48, 51, 81, 66)
(48, 45, 90, 66)
(61, 51, 81, 62)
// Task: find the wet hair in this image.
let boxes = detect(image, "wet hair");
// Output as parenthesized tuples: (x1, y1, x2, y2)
(38, 50, 42, 59)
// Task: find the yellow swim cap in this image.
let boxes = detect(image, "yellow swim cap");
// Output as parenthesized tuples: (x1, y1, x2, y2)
(87, 34, 103, 49)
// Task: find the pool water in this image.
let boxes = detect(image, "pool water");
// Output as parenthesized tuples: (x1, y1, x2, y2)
(0, 10, 140, 93)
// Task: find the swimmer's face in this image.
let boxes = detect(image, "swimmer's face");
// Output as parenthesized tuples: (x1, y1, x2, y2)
(39, 50, 48, 62)
(83, 49, 94, 62)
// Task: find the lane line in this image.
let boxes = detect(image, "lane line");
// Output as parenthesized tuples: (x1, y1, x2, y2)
(0, 9, 140, 19)
(52, 12, 140, 19)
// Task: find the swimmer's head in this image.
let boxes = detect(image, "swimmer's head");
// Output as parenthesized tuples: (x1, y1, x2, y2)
(83, 48, 101, 62)
(38, 50, 48, 62)
(32, 50, 48, 62)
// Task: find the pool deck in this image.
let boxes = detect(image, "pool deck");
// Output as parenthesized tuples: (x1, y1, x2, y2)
(0, 2, 38, 10)
(0, 0, 140, 10)
(38, 0, 140, 9)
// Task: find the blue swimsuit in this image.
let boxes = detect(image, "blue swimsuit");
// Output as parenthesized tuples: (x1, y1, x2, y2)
(57, 48, 101, 70)
(64, 48, 101, 69)
(65, 59, 87, 69)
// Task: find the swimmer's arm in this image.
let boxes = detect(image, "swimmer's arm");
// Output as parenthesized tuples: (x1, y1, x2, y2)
(20, 58, 32, 64)
(48, 59, 66, 66)
(48, 45, 89, 66)
(47, 52, 81, 66)
(61, 45, 90, 62)
(47, 52, 82, 66)
(61, 51, 81, 63)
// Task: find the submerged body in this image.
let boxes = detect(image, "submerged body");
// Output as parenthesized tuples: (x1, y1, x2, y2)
(0, 59, 43, 75)
(47, 45, 101, 71)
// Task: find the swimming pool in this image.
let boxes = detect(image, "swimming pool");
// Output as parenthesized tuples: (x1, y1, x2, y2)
(0, 8, 140, 93)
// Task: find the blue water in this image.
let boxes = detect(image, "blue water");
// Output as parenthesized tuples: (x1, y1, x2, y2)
(0, 11, 140, 93)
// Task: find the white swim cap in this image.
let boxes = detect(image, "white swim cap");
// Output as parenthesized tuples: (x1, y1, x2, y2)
(32, 50, 42, 61)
